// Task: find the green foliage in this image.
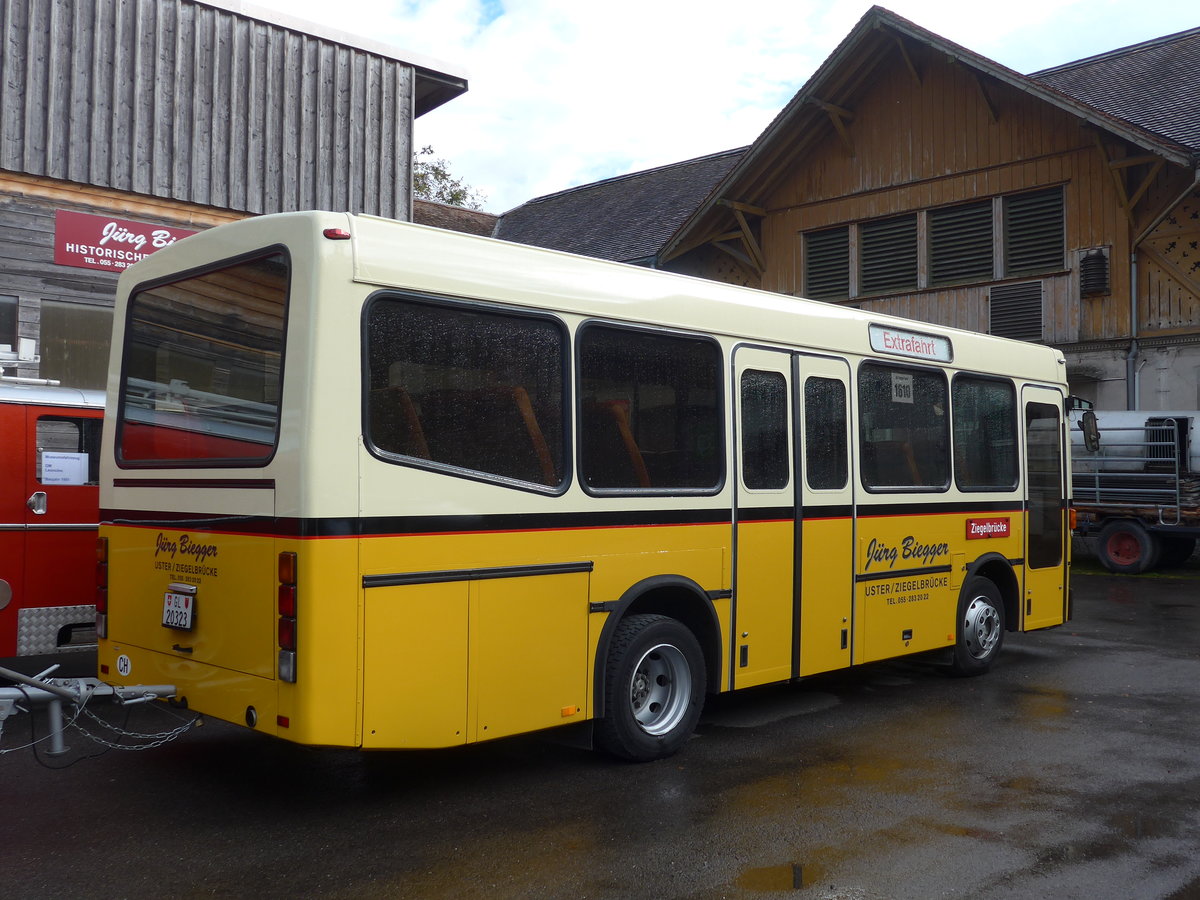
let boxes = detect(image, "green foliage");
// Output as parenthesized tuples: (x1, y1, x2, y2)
(412, 145, 486, 210)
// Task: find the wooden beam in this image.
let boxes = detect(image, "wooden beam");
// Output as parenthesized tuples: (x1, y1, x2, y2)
(970, 71, 998, 122)
(813, 98, 855, 120)
(717, 198, 767, 217)
(1094, 134, 1133, 223)
(1109, 155, 1162, 169)
(893, 34, 921, 85)
(732, 208, 766, 272)
(1127, 159, 1165, 210)
(811, 98, 855, 157)
(661, 227, 739, 262)
(713, 240, 758, 272)
(711, 229, 745, 244)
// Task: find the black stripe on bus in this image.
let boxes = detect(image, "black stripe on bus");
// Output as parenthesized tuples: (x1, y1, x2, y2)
(365, 560, 595, 588)
(855, 564, 954, 583)
(101, 507, 735, 538)
(858, 499, 1023, 518)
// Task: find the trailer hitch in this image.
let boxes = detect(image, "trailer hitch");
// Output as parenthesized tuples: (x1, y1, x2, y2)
(0, 663, 178, 756)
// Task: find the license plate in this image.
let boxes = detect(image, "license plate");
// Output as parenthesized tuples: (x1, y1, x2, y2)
(162, 589, 196, 630)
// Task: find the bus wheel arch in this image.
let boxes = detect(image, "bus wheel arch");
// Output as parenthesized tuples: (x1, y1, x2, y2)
(964, 554, 1019, 633)
(594, 612, 707, 761)
(592, 576, 720, 751)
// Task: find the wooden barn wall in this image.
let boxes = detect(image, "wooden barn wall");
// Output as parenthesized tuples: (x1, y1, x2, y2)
(1138, 186, 1200, 335)
(0, 0, 415, 218)
(755, 47, 1176, 346)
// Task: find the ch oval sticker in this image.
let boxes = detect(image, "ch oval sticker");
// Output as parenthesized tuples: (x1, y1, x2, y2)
(116, 655, 132, 677)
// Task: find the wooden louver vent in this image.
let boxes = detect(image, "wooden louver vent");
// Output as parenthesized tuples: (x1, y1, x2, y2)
(860, 214, 918, 295)
(929, 201, 993, 286)
(1004, 188, 1065, 276)
(804, 227, 850, 300)
(990, 281, 1043, 342)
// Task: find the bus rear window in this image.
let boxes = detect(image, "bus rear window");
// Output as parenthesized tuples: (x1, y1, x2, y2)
(117, 252, 288, 466)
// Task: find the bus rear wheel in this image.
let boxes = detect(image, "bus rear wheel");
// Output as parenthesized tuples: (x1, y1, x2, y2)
(596, 614, 706, 762)
(950, 577, 1005, 676)
(1096, 520, 1160, 574)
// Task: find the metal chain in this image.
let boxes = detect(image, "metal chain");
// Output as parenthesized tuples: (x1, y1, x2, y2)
(69, 714, 198, 751)
(68, 702, 200, 751)
(78, 703, 197, 741)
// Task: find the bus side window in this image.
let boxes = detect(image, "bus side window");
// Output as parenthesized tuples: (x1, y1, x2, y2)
(365, 296, 566, 489)
(740, 370, 789, 490)
(858, 363, 949, 491)
(804, 377, 848, 490)
(952, 376, 1018, 491)
(578, 325, 722, 492)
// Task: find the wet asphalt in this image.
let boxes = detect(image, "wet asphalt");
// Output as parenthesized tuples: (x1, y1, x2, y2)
(3, 562, 1199, 899)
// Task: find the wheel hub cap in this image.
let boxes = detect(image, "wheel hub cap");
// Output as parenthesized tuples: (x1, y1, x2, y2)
(629, 642, 692, 736)
(963, 597, 1000, 659)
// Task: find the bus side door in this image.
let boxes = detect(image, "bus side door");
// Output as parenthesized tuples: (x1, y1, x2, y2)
(732, 348, 795, 689)
(796, 356, 855, 675)
(1022, 387, 1068, 630)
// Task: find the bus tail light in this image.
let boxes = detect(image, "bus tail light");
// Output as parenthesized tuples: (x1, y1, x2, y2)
(95, 537, 109, 638)
(278, 551, 297, 683)
(1068, 507, 1078, 531)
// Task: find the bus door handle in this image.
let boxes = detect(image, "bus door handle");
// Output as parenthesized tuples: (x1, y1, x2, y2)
(26, 492, 47, 515)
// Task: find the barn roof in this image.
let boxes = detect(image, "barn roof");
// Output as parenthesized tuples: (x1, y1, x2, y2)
(492, 149, 746, 264)
(1032, 25, 1200, 154)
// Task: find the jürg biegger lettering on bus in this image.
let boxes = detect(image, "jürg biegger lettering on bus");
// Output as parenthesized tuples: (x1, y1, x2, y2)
(863, 535, 949, 571)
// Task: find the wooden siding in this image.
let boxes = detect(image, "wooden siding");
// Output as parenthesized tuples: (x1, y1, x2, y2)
(753, 44, 1200, 348)
(1139, 186, 1200, 335)
(0, 0, 415, 217)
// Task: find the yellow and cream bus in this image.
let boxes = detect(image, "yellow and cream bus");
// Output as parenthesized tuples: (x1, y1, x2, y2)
(97, 211, 1071, 761)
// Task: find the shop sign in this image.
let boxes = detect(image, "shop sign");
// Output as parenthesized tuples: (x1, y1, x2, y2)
(54, 210, 197, 273)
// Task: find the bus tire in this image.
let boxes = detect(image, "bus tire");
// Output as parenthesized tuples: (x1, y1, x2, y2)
(1096, 520, 1160, 574)
(595, 614, 706, 762)
(1156, 535, 1196, 569)
(950, 577, 1005, 677)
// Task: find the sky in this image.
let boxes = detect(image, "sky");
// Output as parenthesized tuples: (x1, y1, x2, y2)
(247, 0, 1199, 214)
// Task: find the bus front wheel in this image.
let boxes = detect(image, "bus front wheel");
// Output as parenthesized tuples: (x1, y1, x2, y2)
(596, 614, 706, 762)
(950, 578, 1005, 676)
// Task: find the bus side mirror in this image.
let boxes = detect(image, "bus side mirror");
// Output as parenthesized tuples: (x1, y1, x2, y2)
(1081, 410, 1101, 452)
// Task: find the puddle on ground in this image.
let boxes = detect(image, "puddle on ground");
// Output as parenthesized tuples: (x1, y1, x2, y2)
(737, 861, 828, 891)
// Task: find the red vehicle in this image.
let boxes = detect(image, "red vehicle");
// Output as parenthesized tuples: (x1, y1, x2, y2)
(0, 382, 104, 660)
